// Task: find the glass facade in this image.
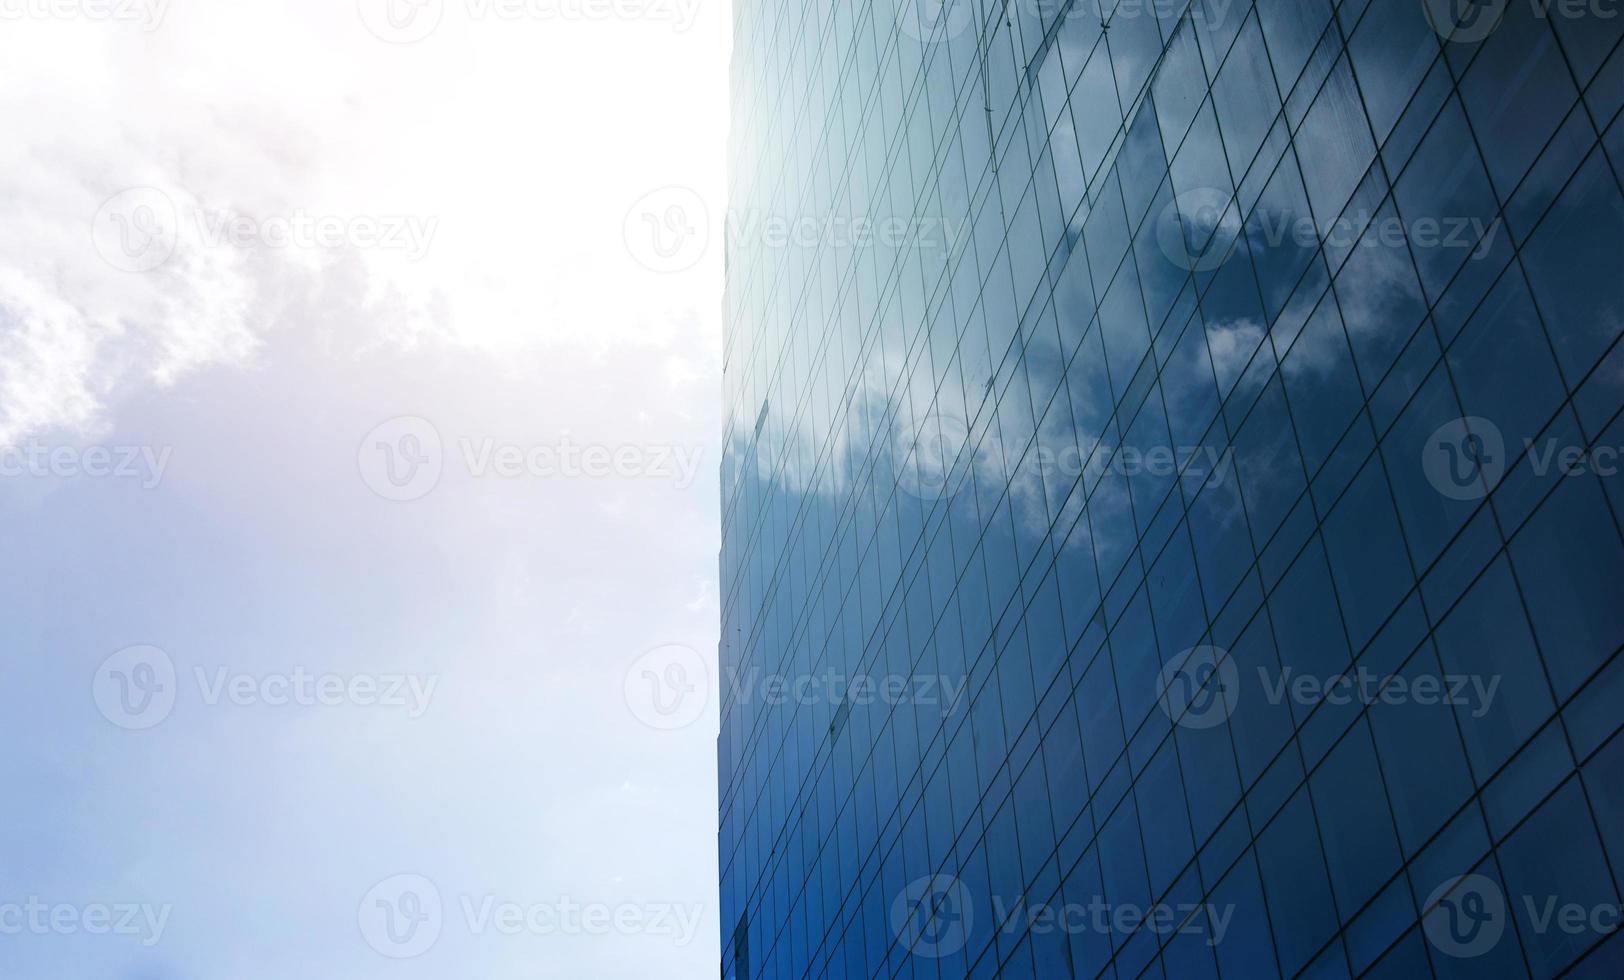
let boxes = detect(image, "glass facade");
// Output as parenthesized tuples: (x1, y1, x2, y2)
(720, 1, 1624, 977)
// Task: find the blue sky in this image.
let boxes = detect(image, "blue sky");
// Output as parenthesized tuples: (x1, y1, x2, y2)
(0, 2, 729, 977)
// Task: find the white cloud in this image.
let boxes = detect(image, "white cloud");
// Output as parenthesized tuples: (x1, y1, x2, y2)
(0, 1, 728, 445)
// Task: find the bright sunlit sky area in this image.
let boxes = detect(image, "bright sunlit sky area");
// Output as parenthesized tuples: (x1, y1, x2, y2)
(0, 1, 729, 977)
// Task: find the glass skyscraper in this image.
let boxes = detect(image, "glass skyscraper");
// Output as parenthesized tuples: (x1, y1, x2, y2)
(720, 1, 1624, 977)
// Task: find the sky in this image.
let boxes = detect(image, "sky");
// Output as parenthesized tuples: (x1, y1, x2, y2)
(0, 1, 730, 977)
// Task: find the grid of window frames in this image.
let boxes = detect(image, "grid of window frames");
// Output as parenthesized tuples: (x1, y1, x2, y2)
(719, 0, 1624, 977)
